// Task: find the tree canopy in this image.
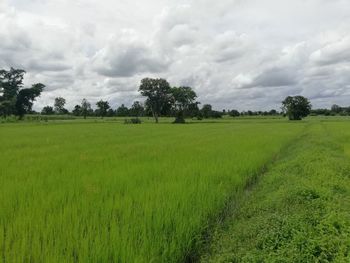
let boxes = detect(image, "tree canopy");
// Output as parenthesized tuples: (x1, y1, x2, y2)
(129, 101, 144, 117)
(81, 99, 92, 119)
(54, 97, 67, 114)
(282, 96, 311, 120)
(139, 78, 172, 123)
(171, 86, 197, 123)
(0, 68, 44, 119)
(96, 100, 110, 117)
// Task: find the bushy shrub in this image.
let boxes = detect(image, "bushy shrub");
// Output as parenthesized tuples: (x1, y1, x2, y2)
(124, 118, 141, 124)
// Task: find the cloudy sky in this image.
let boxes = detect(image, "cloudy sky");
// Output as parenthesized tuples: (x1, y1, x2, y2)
(1, 0, 350, 111)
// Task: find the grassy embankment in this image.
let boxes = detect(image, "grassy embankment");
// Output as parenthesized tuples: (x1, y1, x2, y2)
(0, 120, 303, 262)
(202, 121, 350, 262)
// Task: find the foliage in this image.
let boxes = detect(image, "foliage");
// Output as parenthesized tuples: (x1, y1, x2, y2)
(129, 101, 145, 117)
(124, 118, 142, 124)
(116, 104, 129, 117)
(81, 98, 92, 119)
(106, 108, 116, 117)
(54, 97, 67, 114)
(15, 83, 45, 118)
(139, 78, 173, 123)
(171, 86, 198, 123)
(282, 95, 312, 120)
(96, 100, 110, 117)
(201, 104, 213, 118)
(41, 106, 55, 115)
(0, 68, 44, 118)
(229, 109, 240, 117)
(72, 105, 82, 116)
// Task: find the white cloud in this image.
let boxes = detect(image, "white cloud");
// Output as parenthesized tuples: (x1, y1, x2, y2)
(310, 37, 350, 66)
(1, 0, 350, 111)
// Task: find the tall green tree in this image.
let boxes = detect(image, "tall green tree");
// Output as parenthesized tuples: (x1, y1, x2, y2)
(187, 102, 201, 118)
(229, 109, 240, 117)
(129, 101, 144, 117)
(72, 105, 82, 116)
(331, 104, 342, 114)
(96, 100, 110, 118)
(0, 68, 44, 118)
(81, 99, 92, 119)
(201, 104, 213, 118)
(16, 83, 45, 119)
(41, 106, 54, 115)
(171, 86, 197, 123)
(116, 104, 129, 117)
(282, 96, 311, 120)
(139, 78, 172, 123)
(54, 97, 66, 114)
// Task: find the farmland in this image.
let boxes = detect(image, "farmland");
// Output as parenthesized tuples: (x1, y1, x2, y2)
(202, 121, 350, 262)
(1, 119, 350, 262)
(0, 119, 303, 262)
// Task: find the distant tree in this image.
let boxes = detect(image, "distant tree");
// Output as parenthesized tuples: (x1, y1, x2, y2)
(282, 96, 311, 120)
(229, 109, 240, 117)
(311, 108, 331, 116)
(269, 109, 278, 115)
(139, 78, 172, 123)
(81, 98, 92, 119)
(41, 106, 54, 115)
(0, 68, 44, 118)
(345, 107, 350, 115)
(107, 108, 116, 117)
(186, 102, 201, 118)
(15, 83, 45, 119)
(72, 105, 82, 116)
(129, 101, 144, 117)
(331, 104, 342, 114)
(201, 104, 213, 118)
(54, 97, 66, 114)
(116, 104, 129, 117)
(96, 100, 110, 118)
(211, 111, 223, 118)
(171, 86, 197, 123)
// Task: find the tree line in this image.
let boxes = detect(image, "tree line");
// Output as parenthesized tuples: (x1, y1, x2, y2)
(1, 67, 347, 122)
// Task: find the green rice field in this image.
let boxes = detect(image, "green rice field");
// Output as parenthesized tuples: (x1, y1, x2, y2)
(1, 119, 350, 262)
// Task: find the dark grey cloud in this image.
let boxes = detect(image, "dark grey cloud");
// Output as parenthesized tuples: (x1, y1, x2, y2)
(92, 31, 169, 77)
(252, 67, 299, 88)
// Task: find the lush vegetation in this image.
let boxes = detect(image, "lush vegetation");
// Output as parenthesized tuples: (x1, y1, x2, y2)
(202, 121, 350, 262)
(2, 67, 350, 262)
(0, 68, 44, 119)
(0, 120, 303, 262)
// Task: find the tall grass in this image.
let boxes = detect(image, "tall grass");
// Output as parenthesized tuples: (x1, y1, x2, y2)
(0, 121, 303, 262)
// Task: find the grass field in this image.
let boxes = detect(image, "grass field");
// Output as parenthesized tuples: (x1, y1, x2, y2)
(0, 120, 305, 262)
(202, 121, 350, 262)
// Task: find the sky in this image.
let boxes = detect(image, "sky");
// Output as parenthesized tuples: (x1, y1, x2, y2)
(1, 0, 350, 111)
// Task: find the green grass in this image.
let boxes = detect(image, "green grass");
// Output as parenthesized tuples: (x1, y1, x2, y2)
(0, 120, 304, 262)
(201, 122, 350, 262)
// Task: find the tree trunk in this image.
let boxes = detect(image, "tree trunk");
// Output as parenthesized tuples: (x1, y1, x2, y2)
(151, 107, 158, 123)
